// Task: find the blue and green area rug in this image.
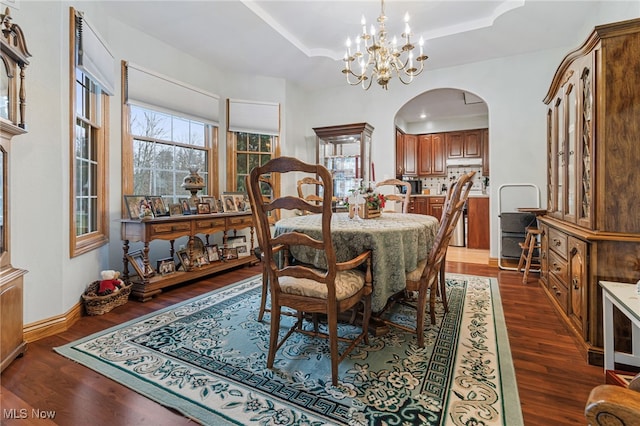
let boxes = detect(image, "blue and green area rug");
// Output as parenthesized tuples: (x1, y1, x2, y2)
(55, 274, 523, 425)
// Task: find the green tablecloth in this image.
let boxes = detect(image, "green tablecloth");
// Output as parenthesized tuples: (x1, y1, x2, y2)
(274, 212, 439, 312)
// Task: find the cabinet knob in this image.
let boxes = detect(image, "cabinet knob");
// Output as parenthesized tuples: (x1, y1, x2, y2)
(553, 239, 561, 246)
(572, 277, 579, 290)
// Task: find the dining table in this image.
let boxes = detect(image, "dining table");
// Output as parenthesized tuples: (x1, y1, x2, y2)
(274, 212, 440, 313)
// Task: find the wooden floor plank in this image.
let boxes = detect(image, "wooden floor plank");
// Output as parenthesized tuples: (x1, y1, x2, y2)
(1, 259, 604, 425)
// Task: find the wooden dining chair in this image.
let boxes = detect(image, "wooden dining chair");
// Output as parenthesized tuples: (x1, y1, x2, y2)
(437, 171, 476, 312)
(375, 179, 411, 213)
(247, 156, 373, 386)
(250, 175, 281, 322)
(296, 176, 324, 208)
(377, 171, 473, 347)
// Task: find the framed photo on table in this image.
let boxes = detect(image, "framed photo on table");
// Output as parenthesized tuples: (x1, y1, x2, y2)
(224, 191, 249, 212)
(124, 195, 148, 220)
(169, 203, 183, 216)
(197, 202, 211, 214)
(221, 246, 238, 261)
(222, 194, 238, 212)
(148, 196, 168, 217)
(201, 196, 219, 213)
(233, 241, 250, 257)
(156, 257, 176, 275)
(206, 244, 220, 262)
(176, 249, 192, 271)
(127, 250, 155, 278)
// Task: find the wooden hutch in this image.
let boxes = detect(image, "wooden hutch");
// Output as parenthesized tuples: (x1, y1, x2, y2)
(539, 18, 640, 365)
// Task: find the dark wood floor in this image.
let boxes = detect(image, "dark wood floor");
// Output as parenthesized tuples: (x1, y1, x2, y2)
(0, 261, 604, 425)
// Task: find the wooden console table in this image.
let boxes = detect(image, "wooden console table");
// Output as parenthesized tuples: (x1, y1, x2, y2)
(120, 212, 256, 301)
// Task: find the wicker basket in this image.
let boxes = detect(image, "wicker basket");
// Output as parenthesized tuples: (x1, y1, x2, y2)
(82, 280, 132, 316)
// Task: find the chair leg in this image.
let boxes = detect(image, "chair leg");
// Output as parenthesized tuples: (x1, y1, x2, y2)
(522, 232, 537, 284)
(439, 259, 448, 313)
(267, 302, 281, 369)
(257, 266, 268, 322)
(328, 310, 339, 386)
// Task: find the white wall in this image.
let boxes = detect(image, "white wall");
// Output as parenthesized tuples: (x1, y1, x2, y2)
(9, 0, 640, 325)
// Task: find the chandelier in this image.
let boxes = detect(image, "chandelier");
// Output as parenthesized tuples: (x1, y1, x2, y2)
(342, 0, 428, 90)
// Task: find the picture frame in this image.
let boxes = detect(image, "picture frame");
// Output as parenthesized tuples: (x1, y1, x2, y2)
(201, 196, 219, 213)
(206, 244, 220, 262)
(193, 252, 209, 267)
(156, 257, 176, 275)
(124, 195, 149, 220)
(169, 203, 183, 216)
(226, 235, 246, 246)
(222, 194, 238, 212)
(127, 250, 155, 278)
(197, 202, 211, 214)
(176, 249, 192, 271)
(224, 191, 249, 212)
(148, 196, 168, 217)
(179, 198, 192, 215)
(233, 241, 250, 258)
(221, 246, 238, 261)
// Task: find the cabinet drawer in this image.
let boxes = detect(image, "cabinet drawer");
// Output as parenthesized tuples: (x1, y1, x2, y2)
(195, 218, 226, 233)
(227, 216, 253, 229)
(548, 227, 568, 259)
(429, 196, 445, 204)
(150, 222, 191, 236)
(548, 274, 568, 313)
(548, 249, 568, 284)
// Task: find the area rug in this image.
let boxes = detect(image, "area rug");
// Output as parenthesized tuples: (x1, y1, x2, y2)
(54, 273, 523, 425)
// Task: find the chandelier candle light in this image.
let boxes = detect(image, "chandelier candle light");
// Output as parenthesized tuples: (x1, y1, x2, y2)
(342, 0, 428, 90)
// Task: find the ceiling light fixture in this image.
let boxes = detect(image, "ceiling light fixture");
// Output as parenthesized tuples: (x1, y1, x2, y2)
(342, 0, 428, 90)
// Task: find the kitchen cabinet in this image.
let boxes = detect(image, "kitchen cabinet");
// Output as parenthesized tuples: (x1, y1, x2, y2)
(446, 130, 482, 159)
(418, 134, 446, 177)
(539, 18, 640, 365)
(402, 134, 418, 176)
(315, 123, 373, 198)
(482, 129, 489, 176)
(408, 196, 428, 215)
(427, 196, 445, 220)
(395, 128, 404, 177)
(467, 197, 489, 249)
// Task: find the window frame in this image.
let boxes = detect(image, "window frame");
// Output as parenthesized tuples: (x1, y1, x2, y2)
(69, 7, 109, 258)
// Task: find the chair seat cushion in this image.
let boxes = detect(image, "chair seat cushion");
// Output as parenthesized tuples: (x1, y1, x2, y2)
(279, 269, 365, 300)
(406, 258, 428, 282)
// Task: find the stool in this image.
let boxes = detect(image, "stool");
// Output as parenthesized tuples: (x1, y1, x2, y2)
(517, 226, 541, 284)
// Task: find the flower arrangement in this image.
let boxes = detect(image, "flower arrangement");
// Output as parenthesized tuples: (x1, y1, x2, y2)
(361, 187, 386, 210)
(348, 184, 386, 210)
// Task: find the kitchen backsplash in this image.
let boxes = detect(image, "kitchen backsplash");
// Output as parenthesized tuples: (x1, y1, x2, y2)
(421, 166, 485, 194)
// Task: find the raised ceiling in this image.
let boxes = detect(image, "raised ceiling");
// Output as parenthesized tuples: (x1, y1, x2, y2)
(100, 1, 611, 119)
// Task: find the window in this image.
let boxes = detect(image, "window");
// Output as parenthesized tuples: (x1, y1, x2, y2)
(233, 132, 275, 193)
(69, 8, 113, 257)
(226, 99, 280, 194)
(122, 62, 220, 206)
(129, 105, 214, 200)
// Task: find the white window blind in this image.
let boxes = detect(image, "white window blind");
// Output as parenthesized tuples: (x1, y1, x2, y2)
(125, 62, 220, 125)
(76, 11, 115, 95)
(227, 99, 280, 136)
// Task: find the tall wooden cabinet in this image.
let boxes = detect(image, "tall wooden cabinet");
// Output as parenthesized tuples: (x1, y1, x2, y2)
(0, 9, 30, 372)
(539, 18, 640, 365)
(418, 134, 446, 177)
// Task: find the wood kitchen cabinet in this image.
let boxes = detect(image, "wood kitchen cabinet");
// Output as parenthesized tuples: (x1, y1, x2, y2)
(427, 196, 445, 220)
(418, 134, 446, 177)
(539, 18, 640, 365)
(467, 197, 489, 249)
(408, 196, 428, 215)
(482, 129, 489, 176)
(446, 130, 482, 159)
(395, 128, 404, 177)
(402, 134, 418, 176)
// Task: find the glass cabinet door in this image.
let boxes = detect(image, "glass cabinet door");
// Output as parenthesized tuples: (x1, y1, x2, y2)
(565, 82, 577, 222)
(314, 123, 373, 201)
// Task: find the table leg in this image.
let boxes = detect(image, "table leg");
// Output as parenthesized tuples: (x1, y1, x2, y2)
(122, 239, 131, 282)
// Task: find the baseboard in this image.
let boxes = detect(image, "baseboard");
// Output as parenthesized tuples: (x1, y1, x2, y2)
(488, 257, 499, 268)
(23, 301, 83, 343)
